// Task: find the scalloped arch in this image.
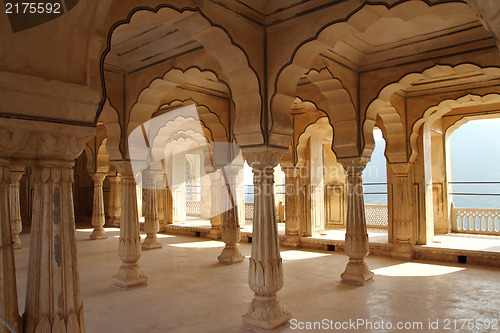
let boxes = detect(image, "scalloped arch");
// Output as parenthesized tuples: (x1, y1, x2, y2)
(295, 117, 333, 167)
(364, 64, 500, 163)
(297, 68, 357, 158)
(409, 94, 500, 162)
(100, 6, 262, 146)
(154, 98, 229, 143)
(270, 1, 477, 148)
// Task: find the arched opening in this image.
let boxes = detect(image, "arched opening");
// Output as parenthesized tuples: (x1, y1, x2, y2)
(447, 118, 500, 236)
(363, 128, 389, 240)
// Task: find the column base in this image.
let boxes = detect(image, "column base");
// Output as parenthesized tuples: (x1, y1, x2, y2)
(112, 263, 148, 290)
(89, 228, 107, 240)
(242, 295, 291, 331)
(392, 242, 414, 260)
(142, 236, 163, 250)
(207, 228, 222, 240)
(340, 259, 374, 286)
(282, 234, 301, 248)
(13, 236, 22, 249)
(218, 246, 245, 264)
(107, 217, 120, 228)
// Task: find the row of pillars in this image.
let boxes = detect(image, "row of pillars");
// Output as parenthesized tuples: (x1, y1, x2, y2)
(1, 152, 414, 332)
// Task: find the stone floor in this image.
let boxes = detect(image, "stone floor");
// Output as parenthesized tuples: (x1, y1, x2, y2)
(12, 226, 500, 333)
(178, 216, 500, 252)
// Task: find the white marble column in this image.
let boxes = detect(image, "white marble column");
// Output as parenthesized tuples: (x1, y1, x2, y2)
(107, 175, 121, 227)
(89, 172, 108, 240)
(390, 163, 414, 260)
(242, 148, 291, 331)
(112, 162, 147, 290)
(218, 167, 244, 264)
(0, 162, 22, 333)
(283, 167, 301, 247)
(338, 157, 374, 286)
(8, 167, 24, 249)
(207, 172, 222, 240)
(24, 160, 85, 332)
(142, 169, 163, 250)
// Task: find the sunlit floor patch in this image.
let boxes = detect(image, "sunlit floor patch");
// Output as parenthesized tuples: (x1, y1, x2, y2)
(167, 240, 225, 248)
(112, 234, 176, 239)
(280, 250, 331, 261)
(373, 262, 465, 277)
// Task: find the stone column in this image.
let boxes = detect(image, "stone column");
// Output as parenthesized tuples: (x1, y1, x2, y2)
(242, 148, 291, 331)
(24, 160, 85, 332)
(142, 169, 163, 250)
(338, 157, 374, 286)
(282, 167, 301, 247)
(390, 163, 414, 260)
(157, 188, 166, 232)
(112, 162, 147, 290)
(107, 175, 121, 227)
(89, 172, 108, 240)
(165, 186, 174, 225)
(8, 167, 24, 249)
(207, 172, 222, 239)
(200, 174, 212, 220)
(0, 162, 22, 333)
(217, 167, 244, 264)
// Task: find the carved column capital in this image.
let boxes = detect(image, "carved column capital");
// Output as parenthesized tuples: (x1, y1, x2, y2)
(389, 162, 411, 175)
(0, 118, 94, 162)
(242, 146, 288, 169)
(90, 172, 107, 184)
(338, 156, 370, 176)
(282, 166, 299, 179)
(114, 160, 135, 177)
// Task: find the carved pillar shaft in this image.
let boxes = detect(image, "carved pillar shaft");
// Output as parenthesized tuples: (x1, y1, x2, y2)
(90, 173, 107, 240)
(242, 149, 291, 331)
(24, 160, 85, 332)
(142, 170, 162, 250)
(107, 175, 121, 227)
(157, 188, 165, 231)
(218, 167, 244, 264)
(112, 164, 147, 290)
(8, 167, 24, 249)
(283, 167, 301, 247)
(339, 157, 374, 286)
(165, 187, 173, 225)
(0, 164, 22, 333)
(207, 172, 222, 240)
(390, 163, 414, 259)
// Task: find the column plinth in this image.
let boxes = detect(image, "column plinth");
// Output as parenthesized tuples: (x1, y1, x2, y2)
(0, 163, 22, 333)
(142, 169, 162, 250)
(8, 167, 24, 249)
(390, 163, 414, 260)
(241, 148, 291, 331)
(112, 163, 147, 290)
(283, 167, 301, 247)
(339, 157, 374, 286)
(90, 172, 107, 240)
(218, 167, 244, 264)
(24, 160, 85, 332)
